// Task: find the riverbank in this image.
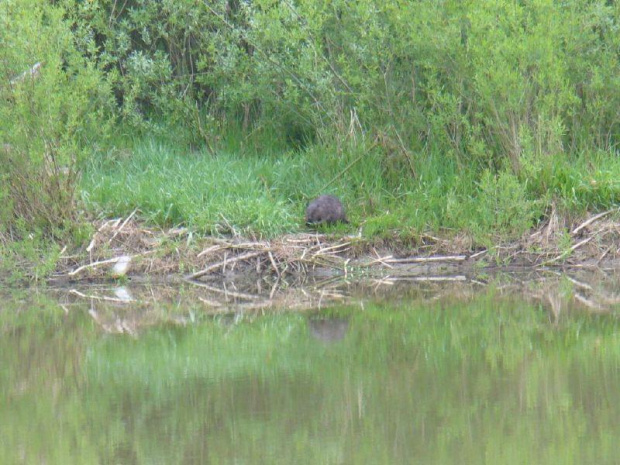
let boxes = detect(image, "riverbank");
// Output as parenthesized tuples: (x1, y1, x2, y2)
(28, 206, 618, 284)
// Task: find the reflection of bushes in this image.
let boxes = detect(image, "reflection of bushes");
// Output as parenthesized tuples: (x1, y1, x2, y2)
(3, 291, 619, 463)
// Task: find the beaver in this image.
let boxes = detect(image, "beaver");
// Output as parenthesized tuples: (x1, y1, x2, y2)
(305, 195, 348, 225)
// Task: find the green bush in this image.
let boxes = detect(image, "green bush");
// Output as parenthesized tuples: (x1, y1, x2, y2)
(0, 0, 114, 236)
(63, 0, 620, 171)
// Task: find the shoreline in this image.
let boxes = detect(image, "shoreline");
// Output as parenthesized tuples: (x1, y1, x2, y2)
(31, 207, 620, 284)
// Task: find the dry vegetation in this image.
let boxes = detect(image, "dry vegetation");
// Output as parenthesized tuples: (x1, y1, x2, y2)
(51, 208, 620, 284)
(27, 208, 620, 336)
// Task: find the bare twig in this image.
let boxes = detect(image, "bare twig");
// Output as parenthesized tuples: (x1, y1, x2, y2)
(68, 257, 126, 277)
(386, 275, 467, 282)
(69, 289, 136, 303)
(187, 251, 263, 279)
(469, 250, 488, 260)
(197, 244, 224, 258)
(543, 236, 594, 265)
(572, 209, 614, 235)
(108, 208, 138, 245)
(385, 255, 467, 264)
(268, 251, 281, 277)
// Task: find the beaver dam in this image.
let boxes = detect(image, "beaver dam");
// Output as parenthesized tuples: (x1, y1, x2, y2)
(39, 207, 620, 285)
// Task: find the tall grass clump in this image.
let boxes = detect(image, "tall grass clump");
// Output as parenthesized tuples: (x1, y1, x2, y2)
(0, 0, 114, 238)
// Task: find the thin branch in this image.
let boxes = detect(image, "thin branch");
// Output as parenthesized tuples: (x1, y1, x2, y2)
(187, 250, 263, 279)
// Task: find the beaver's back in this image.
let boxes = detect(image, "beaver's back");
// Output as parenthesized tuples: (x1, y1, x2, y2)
(305, 195, 347, 225)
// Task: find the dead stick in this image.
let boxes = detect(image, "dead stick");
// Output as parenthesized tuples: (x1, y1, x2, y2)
(186, 280, 261, 300)
(543, 236, 594, 265)
(108, 208, 138, 245)
(268, 251, 281, 277)
(385, 255, 467, 264)
(572, 209, 614, 235)
(469, 250, 488, 259)
(68, 257, 124, 276)
(314, 242, 352, 255)
(187, 251, 263, 279)
(69, 289, 134, 303)
(197, 244, 223, 258)
(386, 275, 467, 282)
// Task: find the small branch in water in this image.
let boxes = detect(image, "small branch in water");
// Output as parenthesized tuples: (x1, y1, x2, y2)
(385, 255, 467, 264)
(69, 289, 135, 303)
(268, 251, 281, 277)
(386, 275, 467, 282)
(365, 255, 395, 268)
(186, 279, 262, 300)
(313, 242, 351, 256)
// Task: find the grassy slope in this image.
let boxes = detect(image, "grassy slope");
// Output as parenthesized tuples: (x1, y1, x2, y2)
(81, 134, 620, 244)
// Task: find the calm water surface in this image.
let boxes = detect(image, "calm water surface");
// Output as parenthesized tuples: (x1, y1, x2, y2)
(2, 275, 620, 464)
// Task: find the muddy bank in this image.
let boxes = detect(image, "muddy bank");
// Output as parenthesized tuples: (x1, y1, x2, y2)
(45, 207, 620, 284)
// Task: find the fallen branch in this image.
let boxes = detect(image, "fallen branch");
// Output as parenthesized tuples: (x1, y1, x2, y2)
(68, 257, 125, 276)
(69, 289, 135, 303)
(108, 208, 138, 245)
(572, 209, 614, 235)
(268, 251, 281, 277)
(386, 275, 467, 282)
(543, 236, 594, 265)
(186, 279, 262, 300)
(385, 255, 467, 264)
(312, 242, 351, 256)
(197, 244, 224, 258)
(186, 250, 263, 279)
(363, 255, 395, 268)
(469, 250, 488, 260)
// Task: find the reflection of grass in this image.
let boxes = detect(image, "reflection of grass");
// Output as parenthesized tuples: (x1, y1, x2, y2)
(3, 292, 620, 464)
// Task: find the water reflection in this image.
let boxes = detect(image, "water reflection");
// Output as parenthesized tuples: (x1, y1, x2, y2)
(1, 272, 620, 464)
(308, 316, 349, 343)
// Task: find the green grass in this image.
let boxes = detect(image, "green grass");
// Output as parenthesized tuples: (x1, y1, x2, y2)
(80, 134, 620, 241)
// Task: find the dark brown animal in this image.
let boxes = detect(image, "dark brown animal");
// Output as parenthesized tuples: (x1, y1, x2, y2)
(305, 195, 348, 225)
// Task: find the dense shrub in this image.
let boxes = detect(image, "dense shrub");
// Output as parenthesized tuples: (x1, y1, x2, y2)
(0, 0, 114, 236)
(64, 0, 620, 170)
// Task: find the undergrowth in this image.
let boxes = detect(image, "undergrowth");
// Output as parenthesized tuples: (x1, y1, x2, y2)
(81, 133, 620, 241)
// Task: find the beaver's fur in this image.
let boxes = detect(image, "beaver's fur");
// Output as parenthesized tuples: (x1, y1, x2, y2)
(305, 195, 348, 225)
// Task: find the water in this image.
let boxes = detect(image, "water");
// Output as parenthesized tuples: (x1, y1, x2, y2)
(2, 273, 620, 464)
